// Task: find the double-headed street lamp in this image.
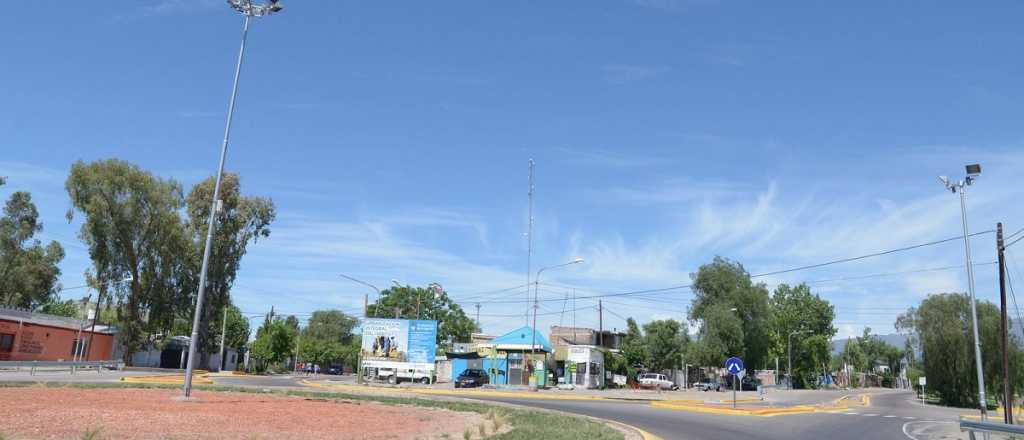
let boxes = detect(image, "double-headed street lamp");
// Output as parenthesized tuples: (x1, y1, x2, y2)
(939, 163, 988, 420)
(183, 0, 284, 399)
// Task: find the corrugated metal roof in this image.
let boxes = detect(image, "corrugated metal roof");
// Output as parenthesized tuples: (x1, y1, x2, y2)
(0, 307, 116, 334)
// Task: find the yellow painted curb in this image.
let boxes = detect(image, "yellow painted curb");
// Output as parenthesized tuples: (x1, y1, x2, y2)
(651, 400, 820, 417)
(121, 375, 215, 385)
(716, 397, 764, 404)
(300, 380, 615, 401)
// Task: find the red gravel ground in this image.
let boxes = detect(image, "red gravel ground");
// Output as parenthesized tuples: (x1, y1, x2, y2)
(0, 387, 484, 440)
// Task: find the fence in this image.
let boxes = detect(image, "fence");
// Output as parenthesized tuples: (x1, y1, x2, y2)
(960, 418, 1024, 439)
(0, 360, 124, 375)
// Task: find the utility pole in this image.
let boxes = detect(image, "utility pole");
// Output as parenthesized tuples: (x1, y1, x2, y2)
(218, 306, 228, 372)
(525, 159, 534, 326)
(572, 288, 576, 344)
(598, 300, 603, 348)
(998, 223, 1013, 424)
(475, 303, 481, 329)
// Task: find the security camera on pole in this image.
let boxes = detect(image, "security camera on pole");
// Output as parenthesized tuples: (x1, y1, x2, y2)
(182, 0, 284, 400)
(938, 163, 987, 420)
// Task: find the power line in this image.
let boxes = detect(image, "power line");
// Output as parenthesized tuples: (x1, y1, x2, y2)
(794, 262, 998, 285)
(1007, 226, 1024, 242)
(1005, 252, 1024, 333)
(750, 230, 995, 278)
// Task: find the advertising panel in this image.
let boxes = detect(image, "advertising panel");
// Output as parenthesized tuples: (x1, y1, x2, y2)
(361, 318, 438, 371)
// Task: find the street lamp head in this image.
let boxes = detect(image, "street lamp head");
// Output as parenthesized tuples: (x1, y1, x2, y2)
(227, 0, 283, 17)
(571, 258, 584, 264)
(965, 164, 981, 176)
(390, 279, 402, 287)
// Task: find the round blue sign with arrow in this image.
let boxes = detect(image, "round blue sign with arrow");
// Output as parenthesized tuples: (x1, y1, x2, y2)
(725, 357, 744, 376)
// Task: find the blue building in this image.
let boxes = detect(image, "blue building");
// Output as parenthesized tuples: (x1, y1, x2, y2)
(449, 326, 552, 386)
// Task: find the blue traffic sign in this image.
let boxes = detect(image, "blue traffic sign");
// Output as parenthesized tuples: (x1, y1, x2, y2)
(725, 357, 744, 375)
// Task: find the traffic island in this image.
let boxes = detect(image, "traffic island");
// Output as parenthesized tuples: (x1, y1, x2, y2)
(0, 382, 628, 440)
(0, 385, 486, 440)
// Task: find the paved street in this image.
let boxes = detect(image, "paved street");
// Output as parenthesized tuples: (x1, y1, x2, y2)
(460, 390, 972, 440)
(0, 371, 981, 440)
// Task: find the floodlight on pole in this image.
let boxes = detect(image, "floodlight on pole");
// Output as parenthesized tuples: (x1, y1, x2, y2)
(529, 258, 584, 387)
(939, 163, 988, 420)
(182, 0, 283, 399)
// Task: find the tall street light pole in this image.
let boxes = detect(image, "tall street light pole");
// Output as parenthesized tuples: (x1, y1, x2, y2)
(183, 0, 284, 399)
(530, 258, 584, 388)
(940, 164, 987, 420)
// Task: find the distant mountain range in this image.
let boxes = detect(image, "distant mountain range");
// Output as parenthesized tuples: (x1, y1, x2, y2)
(830, 334, 909, 356)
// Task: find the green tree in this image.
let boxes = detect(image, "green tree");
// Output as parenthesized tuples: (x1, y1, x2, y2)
(38, 298, 79, 318)
(621, 318, 647, 371)
(688, 257, 772, 370)
(368, 285, 477, 347)
(304, 309, 358, 343)
(770, 283, 836, 388)
(181, 173, 274, 367)
(65, 159, 187, 362)
(642, 319, 689, 372)
(207, 304, 251, 353)
(688, 303, 744, 367)
(897, 293, 1023, 408)
(251, 317, 297, 370)
(0, 180, 65, 308)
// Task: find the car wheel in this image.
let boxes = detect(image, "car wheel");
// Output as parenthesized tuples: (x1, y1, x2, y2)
(420, 377, 430, 385)
(388, 375, 397, 385)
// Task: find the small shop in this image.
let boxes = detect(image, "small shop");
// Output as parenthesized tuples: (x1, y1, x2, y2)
(565, 345, 604, 389)
(451, 326, 551, 387)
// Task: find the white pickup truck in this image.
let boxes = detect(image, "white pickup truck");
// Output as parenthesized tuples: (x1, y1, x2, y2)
(376, 368, 434, 385)
(637, 373, 677, 390)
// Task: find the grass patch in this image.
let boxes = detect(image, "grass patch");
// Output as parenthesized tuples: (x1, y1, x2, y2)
(0, 381, 624, 440)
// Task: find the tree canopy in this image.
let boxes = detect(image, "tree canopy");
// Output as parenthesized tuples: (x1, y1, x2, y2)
(368, 284, 478, 346)
(770, 283, 836, 388)
(65, 160, 274, 364)
(688, 257, 771, 370)
(0, 180, 64, 309)
(897, 293, 1024, 407)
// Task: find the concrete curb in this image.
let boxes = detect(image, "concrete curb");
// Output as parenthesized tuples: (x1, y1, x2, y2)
(300, 379, 616, 402)
(651, 400, 819, 417)
(121, 373, 214, 385)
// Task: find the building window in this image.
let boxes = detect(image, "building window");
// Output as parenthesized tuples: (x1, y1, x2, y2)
(0, 333, 14, 353)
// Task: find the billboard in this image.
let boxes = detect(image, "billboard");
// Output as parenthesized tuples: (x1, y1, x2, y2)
(361, 318, 438, 371)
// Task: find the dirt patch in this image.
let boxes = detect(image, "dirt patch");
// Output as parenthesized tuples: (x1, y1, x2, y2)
(0, 387, 484, 440)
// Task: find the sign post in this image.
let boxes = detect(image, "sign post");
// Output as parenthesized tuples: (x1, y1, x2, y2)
(918, 376, 927, 403)
(725, 357, 744, 409)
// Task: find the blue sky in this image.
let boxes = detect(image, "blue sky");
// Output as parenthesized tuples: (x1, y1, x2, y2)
(3, 1, 1024, 340)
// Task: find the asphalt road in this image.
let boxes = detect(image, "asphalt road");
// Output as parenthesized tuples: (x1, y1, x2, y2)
(462, 390, 972, 440)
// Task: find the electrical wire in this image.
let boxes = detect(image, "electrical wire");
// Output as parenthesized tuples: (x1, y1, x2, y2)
(1007, 226, 1024, 242)
(750, 230, 995, 278)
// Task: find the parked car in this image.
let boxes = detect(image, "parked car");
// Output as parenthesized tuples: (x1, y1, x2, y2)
(454, 369, 489, 388)
(695, 379, 723, 392)
(741, 377, 761, 391)
(637, 373, 677, 390)
(377, 368, 434, 385)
